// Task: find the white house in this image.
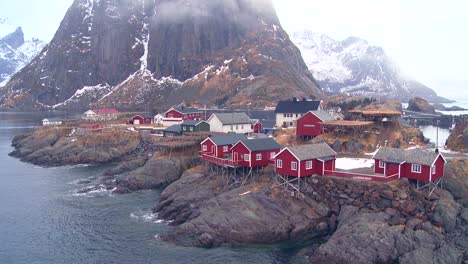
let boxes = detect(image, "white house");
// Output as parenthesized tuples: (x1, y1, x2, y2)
(42, 118, 63, 126)
(274, 98, 322, 128)
(154, 114, 164, 126)
(82, 109, 119, 121)
(207, 112, 253, 134)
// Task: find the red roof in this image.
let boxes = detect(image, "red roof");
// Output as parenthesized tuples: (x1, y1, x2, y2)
(93, 109, 119, 114)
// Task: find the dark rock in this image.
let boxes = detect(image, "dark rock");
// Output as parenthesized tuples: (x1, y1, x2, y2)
(112, 157, 199, 192)
(406, 218, 423, 230)
(407, 97, 436, 114)
(431, 191, 460, 232)
(381, 189, 394, 199)
(158, 171, 330, 247)
(385, 208, 398, 216)
(331, 139, 343, 152)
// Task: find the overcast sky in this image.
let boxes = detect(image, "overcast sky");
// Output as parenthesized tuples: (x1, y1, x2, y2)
(0, 0, 466, 99)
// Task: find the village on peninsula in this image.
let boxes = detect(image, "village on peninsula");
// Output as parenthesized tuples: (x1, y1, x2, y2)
(9, 95, 468, 262)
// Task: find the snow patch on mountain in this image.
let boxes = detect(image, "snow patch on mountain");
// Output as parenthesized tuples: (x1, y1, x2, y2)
(290, 30, 448, 103)
(0, 26, 45, 87)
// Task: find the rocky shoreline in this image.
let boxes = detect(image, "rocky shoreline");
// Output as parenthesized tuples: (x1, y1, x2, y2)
(10, 127, 468, 263)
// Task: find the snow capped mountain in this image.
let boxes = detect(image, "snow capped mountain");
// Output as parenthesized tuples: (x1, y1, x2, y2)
(290, 31, 450, 103)
(0, 25, 45, 87)
(0, 0, 321, 110)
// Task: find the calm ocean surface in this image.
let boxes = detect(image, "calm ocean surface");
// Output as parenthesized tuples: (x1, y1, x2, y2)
(0, 112, 309, 264)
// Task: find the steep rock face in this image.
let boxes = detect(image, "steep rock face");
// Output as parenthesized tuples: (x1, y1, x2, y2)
(0, 27, 45, 87)
(290, 31, 450, 103)
(0, 0, 321, 110)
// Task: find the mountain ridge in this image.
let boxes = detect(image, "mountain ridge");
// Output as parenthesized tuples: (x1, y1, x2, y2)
(290, 30, 451, 103)
(0, 0, 322, 110)
(0, 27, 45, 87)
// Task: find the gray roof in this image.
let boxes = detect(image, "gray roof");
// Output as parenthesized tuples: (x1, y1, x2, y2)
(171, 106, 202, 114)
(181, 120, 206, 126)
(373, 147, 442, 166)
(309, 110, 335, 122)
(209, 134, 247, 146)
(287, 143, 337, 160)
(212, 112, 251, 125)
(275, 100, 321, 114)
(164, 124, 182, 133)
(238, 138, 281, 152)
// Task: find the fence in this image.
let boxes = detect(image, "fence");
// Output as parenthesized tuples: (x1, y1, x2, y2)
(202, 154, 240, 167)
(324, 170, 399, 182)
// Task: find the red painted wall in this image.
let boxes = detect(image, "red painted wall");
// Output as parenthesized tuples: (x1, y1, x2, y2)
(296, 112, 325, 137)
(374, 159, 385, 174)
(231, 143, 250, 167)
(217, 144, 233, 158)
(385, 163, 400, 176)
(324, 159, 335, 174)
(298, 158, 320, 177)
(201, 139, 216, 156)
(252, 122, 264, 133)
(165, 110, 183, 119)
(274, 149, 300, 177)
(401, 163, 431, 181)
(232, 143, 280, 167)
(431, 155, 445, 181)
(165, 110, 202, 121)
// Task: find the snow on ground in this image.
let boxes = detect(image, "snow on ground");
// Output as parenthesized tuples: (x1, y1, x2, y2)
(364, 149, 378, 156)
(335, 158, 374, 170)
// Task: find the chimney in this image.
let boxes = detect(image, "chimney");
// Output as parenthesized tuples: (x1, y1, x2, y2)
(293, 97, 297, 102)
(302, 97, 307, 102)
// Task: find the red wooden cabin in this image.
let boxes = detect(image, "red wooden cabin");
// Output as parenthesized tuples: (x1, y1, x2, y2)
(273, 143, 337, 177)
(230, 138, 281, 168)
(131, 115, 153, 125)
(373, 147, 446, 182)
(165, 106, 202, 121)
(200, 134, 247, 158)
(296, 110, 335, 137)
(251, 120, 264, 133)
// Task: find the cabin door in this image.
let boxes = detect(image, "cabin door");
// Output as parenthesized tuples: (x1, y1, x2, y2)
(212, 146, 216, 155)
(234, 152, 238, 161)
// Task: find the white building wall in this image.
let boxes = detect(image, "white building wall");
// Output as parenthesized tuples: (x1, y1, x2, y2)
(275, 113, 305, 128)
(208, 117, 224, 132)
(221, 124, 253, 134)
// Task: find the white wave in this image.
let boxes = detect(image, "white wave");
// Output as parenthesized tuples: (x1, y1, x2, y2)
(130, 210, 172, 224)
(70, 185, 116, 197)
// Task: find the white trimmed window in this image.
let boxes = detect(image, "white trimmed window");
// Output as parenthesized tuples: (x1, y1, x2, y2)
(256, 153, 262, 161)
(270, 152, 276, 159)
(244, 154, 250, 161)
(277, 159, 283, 168)
(190, 127, 193, 131)
(202, 145, 207, 151)
(412, 164, 422, 173)
(306, 160, 313, 170)
(379, 161, 385, 168)
(291, 162, 297, 171)
(183, 126, 187, 131)
(431, 165, 436, 175)
(223, 146, 228, 152)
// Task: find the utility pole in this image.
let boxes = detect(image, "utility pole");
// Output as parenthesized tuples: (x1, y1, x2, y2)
(436, 119, 440, 151)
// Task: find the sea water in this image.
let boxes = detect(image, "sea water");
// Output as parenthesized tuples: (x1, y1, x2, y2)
(0, 112, 310, 264)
